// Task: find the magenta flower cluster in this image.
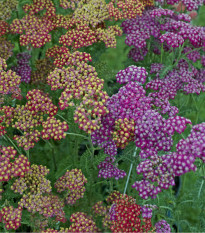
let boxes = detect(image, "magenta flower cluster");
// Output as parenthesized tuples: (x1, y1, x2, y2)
(12, 52, 31, 83)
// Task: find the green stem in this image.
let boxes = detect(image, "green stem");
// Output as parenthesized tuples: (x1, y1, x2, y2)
(198, 179, 204, 199)
(56, 113, 70, 125)
(123, 147, 138, 195)
(3, 135, 21, 154)
(65, 132, 88, 140)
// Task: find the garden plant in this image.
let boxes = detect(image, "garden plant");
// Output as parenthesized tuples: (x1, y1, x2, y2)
(0, 0, 205, 232)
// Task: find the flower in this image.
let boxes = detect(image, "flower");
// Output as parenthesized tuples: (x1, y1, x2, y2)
(55, 168, 87, 205)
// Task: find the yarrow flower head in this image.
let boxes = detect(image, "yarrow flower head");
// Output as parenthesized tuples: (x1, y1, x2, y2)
(0, 206, 22, 230)
(12, 52, 31, 83)
(155, 220, 171, 233)
(54, 168, 87, 205)
(104, 191, 154, 232)
(0, 146, 30, 182)
(177, 123, 205, 163)
(69, 212, 100, 232)
(107, 0, 145, 21)
(0, 57, 22, 101)
(116, 65, 148, 84)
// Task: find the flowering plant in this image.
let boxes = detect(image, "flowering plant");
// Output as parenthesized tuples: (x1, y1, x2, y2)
(0, 0, 204, 232)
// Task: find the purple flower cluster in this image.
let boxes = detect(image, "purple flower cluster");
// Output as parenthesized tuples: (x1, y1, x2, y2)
(12, 52, 31, 83)
(141, 204, 157, 218)
(155, 220, 171, 233)
(98, 156, 126, 180)
(177, 123, 205, 163)
(92, 65, 192, 180)
(156, 0, 203, 11)
(128, 47, 148, 63)
(183, 47, 201, 62)
(159, 32, 184, 48)
(116, 65, 147, 84)
(147, 60, 205, 101)
(133, 148, 195, 199)
(121, 8, 205, 62)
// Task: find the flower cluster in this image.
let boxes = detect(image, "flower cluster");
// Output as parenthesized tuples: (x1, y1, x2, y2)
(92, 201, 107, 216)
(0, 20, 9, 36)
(107, 0, 145, 21)
(31, 57, 55, 84)
(121, 7, 205, 63)
(42, 117, 68, 140)
(12, 52, 31, 83)
(11, 164, 51, 195)
(0, 146, 30, 182)
(0, 57, 21, 100)
(73, 0, 110, 28)
(133, 149, 196, 199)
(47, 59, 109, 133)
(46, 46, 92, 68)
(10, 15, 54, 48)
(141, 204, 157, 218)
(95, 25, 123, 48)
(0, 37, 14, 60)
(98, 156, 126, 180)
(146, 60, 205, 103)
(0, 0, 18, 20)
(10, 164, 66, 225)
(54, 169, 87, 205)
(60, 0, 78, 10)
(69, 212, 100, 232)
(155, 220, 171, 233)
(42, 228, 69, 233)
(23, 0, 56, 18)
(0, 206, 22, 230)
(59, 24, 97, 49)
(177, 123, 205, 163)
(104, 192, 153, 232)
(159, 32, 184, 48)
(1, 89, 68, 150)
(116, 65, 148, 84)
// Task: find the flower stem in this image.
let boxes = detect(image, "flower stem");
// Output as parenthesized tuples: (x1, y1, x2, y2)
(65, 132, 88, 140)
(3, 135, 21, 154)
(123, 147, 138, 195)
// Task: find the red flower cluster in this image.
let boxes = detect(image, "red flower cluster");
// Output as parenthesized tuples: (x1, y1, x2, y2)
(107, 0, 145, 21)
(0, 206, 22, 230)
(59, 24, 97, 49)
(42, 116, 68, 140)
(10, 15, 54, 48)
(0, 20, 9, 36)
(55, 168, 87, 205)
(106, 192, 153, 232)
(46, 46, 92, 68)
(0, 146, 30, 182)
(23, 0, 56, 18)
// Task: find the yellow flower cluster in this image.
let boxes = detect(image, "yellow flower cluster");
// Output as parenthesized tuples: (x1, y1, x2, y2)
(0, 0, 18, 20)
(73, 0, 110, 28)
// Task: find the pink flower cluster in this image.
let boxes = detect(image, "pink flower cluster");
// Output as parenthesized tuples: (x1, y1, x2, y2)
(116, 65, 148, 84)
(54, 169, 87, 205)
(0, 146, 30, 182)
